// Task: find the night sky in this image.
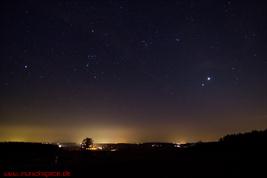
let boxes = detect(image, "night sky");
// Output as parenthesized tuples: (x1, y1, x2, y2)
(1, 0, 267, 143)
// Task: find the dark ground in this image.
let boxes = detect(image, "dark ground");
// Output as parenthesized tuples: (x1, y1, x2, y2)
(1, 130, 266, 178)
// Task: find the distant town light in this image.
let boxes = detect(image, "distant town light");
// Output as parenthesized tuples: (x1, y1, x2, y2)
(88, 147, 98, 151)
(174, 144, 181, 148)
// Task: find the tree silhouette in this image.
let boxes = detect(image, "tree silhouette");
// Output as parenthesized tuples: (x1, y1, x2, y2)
(81, 138, 93, 150)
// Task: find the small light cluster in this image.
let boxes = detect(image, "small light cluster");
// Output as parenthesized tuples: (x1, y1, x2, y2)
(201, 76, 213, 87)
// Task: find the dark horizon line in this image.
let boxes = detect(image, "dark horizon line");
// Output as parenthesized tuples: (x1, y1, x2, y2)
(1, 128, 266, 145)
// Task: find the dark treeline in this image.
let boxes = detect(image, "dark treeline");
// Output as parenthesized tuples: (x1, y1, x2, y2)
(220, 129, 267, 144)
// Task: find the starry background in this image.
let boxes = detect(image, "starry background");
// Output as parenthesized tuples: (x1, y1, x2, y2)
(1, 0, 267, 143)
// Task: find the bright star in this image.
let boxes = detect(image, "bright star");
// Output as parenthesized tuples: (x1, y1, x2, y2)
(207, 77, 211, 81)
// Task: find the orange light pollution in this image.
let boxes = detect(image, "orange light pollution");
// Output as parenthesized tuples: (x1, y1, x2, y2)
(1, 110, 266, 143)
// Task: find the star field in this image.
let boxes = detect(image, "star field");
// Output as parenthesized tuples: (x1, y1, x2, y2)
(0, 0, 266, 143)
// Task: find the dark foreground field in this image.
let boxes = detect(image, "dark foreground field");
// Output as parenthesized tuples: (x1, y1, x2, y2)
(1, 130, 266, 178)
